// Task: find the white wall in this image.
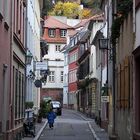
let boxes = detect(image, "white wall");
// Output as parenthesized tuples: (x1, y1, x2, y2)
(26, 0, 40, 110)
(43, 43, 65, 60)
(42, 60, 64, 89)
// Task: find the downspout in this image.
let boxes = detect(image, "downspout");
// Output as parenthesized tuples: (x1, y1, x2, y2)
(10, 0, 14, 131)
(25, 1, 28, 113)
(112, 0, 117, 137)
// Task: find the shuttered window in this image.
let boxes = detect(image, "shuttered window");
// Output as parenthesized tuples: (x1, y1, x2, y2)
(117, 64, 121, 108)
(124, 56, 130, 108)
(117, 56, 130, 109)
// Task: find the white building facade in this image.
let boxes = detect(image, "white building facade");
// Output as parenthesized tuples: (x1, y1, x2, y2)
(26, 0, 41, 112)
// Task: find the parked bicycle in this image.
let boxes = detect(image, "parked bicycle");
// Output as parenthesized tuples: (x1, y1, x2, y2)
(23, 109, 36, 137)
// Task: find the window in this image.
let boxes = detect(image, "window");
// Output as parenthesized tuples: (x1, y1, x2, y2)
(56, 45, 61, 52)
(69, 70, 77, 83)
(4, 0, 10, 26)
(15, 69, 18, 119)
(117, 57, 130, 109)
(90, 54, 93, 73)
(60, 29, 67, 37)
(49, 71, 55, 82)
(0, 0, 3, 16)
(69, 52, 78, 63)
(60, 71, 63, 82)
(55, 59, 61, 61)
(13, 0, 25, 44)
(49, 29, 55, 37)
(18, 72, 21, 118)
(21, 74, 24, 117)
(14, 67, 25, 123)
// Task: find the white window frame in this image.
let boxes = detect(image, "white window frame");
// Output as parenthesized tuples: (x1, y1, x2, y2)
(49, 29, 55, 37)
(55, 45, 61, 52)
(49, 71, 55, 82)
(69, 52, 78, 64)
(60, 29, 66, 37)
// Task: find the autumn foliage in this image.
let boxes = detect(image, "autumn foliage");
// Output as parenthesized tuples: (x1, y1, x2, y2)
(49, 2, 92, 19)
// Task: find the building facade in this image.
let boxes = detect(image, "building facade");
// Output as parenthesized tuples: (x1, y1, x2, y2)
(68, 35, 79, 109)
(0, 0, 11, 139)
(41, 16, 73, 103)
(100, 0, 134, 139)
(26, 0, 41, 113)
(11, 0, 27, 139)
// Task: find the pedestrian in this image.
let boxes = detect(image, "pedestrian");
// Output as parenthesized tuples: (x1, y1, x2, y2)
(47, 108, 56, 129)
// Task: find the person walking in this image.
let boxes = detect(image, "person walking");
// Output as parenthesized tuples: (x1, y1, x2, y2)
(47, 108, 56, 129)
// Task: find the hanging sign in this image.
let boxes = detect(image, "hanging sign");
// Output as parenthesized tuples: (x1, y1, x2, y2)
(101, 96, 109, 103)
(35, 61, 48, 70)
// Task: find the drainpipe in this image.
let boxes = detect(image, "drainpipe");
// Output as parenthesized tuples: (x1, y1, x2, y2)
(2, 64, 8, 134)
(112, 0, 116, 135)
(9, 0, 14, 132)
(25, 1, 28, 112)
(109, 0, 117, 139)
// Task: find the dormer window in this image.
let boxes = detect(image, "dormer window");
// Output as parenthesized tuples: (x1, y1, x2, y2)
(60, 29, 67, 37)
(48, 29, 55, 37)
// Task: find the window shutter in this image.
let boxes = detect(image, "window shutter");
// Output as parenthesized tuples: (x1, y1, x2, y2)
(124, 56, 130, 108)
(120, 62, 125, 108)
(117, 64, 121, 108)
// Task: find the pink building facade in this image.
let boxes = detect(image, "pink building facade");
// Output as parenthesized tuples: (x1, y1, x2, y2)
(0, 0, 12, 139)
(0, 0, 26, 139)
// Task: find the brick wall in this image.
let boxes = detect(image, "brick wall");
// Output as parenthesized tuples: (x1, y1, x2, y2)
(40, 88, 63, 102)
(43, 28, 66, 43)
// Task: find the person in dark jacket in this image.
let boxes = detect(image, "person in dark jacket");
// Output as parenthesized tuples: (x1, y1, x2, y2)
(47, 108, 56, 128)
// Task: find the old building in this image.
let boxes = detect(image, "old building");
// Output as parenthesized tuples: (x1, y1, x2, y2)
(67, 33, 79, 109)
(0, 0, 11, 139)
(41, 16, 73, 103)
(25, 0, 41, 114)
(11, 0, 27, 139)
(100, 0, 134, 139)
(90, 14, 107, 128)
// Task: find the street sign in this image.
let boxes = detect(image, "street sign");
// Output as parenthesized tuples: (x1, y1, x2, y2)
(101, 96, 109, 103)
(35, 61, 48, 70)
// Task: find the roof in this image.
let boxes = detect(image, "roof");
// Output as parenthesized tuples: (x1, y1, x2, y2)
(89, 14, 104, 21)
(74, 19, 89, 29)
(68, 30, 78, 37)
(44, 16, 73, 29)
(74, 14, 104, 29)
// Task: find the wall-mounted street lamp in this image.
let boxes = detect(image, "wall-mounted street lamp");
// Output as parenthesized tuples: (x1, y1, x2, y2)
(98, 38, 109, 50)
(28, 70, 35, 80)
(26, 51, 33, 65)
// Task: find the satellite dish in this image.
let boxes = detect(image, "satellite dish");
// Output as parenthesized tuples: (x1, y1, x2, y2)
(34, 80, 42, 88)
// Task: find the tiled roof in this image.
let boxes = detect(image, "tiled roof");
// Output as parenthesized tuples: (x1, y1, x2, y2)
(68, 30, 78, 37)
(44, 16, 73, 29)
(74, 14, 104, 29)
(89, 13, 104, 21)
(74, 19, 89, 29)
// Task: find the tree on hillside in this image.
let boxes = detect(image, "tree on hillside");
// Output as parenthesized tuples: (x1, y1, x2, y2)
(41, 0, 54, 17)
(49, 1, 92, 19)
(81, 0, 100, 9)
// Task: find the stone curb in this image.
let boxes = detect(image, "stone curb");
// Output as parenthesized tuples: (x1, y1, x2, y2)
(75, 111, 100, 140)
(34, 120, 48, 140)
